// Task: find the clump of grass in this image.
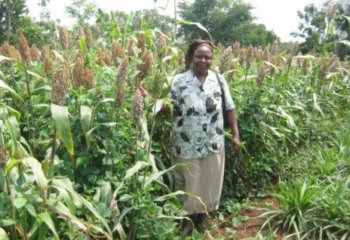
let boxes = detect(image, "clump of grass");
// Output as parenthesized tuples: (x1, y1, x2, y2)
(261, 180, 316, 239)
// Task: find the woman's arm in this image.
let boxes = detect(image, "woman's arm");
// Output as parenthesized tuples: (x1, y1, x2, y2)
(227, 109, 240, 153)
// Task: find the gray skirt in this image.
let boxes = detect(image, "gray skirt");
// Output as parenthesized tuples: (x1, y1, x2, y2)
(171, 149, 225, 215)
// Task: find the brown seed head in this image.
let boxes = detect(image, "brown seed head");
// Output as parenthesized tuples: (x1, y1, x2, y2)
(115, 58, 129, 107)
(318, 58, 328, 80)
(18, 33, 30, 63)
(97, 48, 105, 66)
(255, 49, 265, 62)
(244, 45, 254, 69)
(137, 33, 146, 52)
(156, 35, 167, 50)
(44, 57, 53, 79)
(132, 89, 144, 123)
(73, 53, 84, 88)
(128, 40, 137, 58)
(104, 50, 112, 66)
(0, 42, 18, 60)
(78, 27, 85, 38)
(83, 68, 95, 89)
(52, 62, 69, 105)
(220, 46, 232, 72)
(59, 27, 70, 49)
(302, 59, 309, 75)
(112, 41, 125, 66)
(85, 28, 93, 49)
(257, 64, 266, 86)
(41, 45, 50, 61)
(328, 55, 339, 72)
(232, 42, 240, 58)
(138, 50, 153, 80)
(30, 44, 41, 62)
(151, 70, 163, 98)
(0, 143, 9, 169)
(264, 47, 270, 61)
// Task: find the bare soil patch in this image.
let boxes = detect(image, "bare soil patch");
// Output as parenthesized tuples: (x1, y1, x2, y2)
(209, 198, 282, 239)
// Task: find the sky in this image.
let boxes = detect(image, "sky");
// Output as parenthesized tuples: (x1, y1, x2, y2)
(26, 0, 326, 42)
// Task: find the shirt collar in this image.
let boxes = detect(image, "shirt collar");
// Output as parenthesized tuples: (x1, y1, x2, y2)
(187, 69, 216, 85)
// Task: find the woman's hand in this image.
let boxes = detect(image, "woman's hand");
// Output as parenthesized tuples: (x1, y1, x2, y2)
(139, 85, 148, 98)
(231, 135, 240, 153)
(227, 109, 240, 153)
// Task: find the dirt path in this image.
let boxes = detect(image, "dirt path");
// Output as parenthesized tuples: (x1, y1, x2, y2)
(209, 198, 281, 239)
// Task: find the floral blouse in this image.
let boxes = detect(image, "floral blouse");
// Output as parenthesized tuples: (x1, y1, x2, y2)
(168, 69, 235, 160)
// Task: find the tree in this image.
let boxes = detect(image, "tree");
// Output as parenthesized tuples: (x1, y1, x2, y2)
(177, 0, 278, 46)
(292, 1, 350, 59)
(0, 0, 28, 43)
(66, 0, 97, 26)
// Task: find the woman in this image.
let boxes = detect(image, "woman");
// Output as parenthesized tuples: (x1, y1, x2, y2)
(161, 39, 240, 235)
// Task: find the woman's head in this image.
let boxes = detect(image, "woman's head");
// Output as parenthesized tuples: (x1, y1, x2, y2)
(185, 39, 214, 73)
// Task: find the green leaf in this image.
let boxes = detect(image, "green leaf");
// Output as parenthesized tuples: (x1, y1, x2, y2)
(79, 36, 87, 54)
(0, 79, 23, 101)
(152, 99, 164, 115)
(155, 190, 187, 202)
(144, 164, 177, 188)
(4, 116, 20, 155)
(0, 219, 16, 227)
(38, 212, 59, 239)
(4, 158, 22, 176)
(13, 198, 27, 209)
(313, 93, 324, 116)
(51, 202, 87, 232)
(52, 179, 112, 237)
(124, 161, 150, 179)
(0, 227, 9, 240)
(51, 104, 74, 157)
(26, 204, 37, 217)
(0, 170, 5, 191)
(80, 106, 92, 145)
(177, 19, 212, 41)
(23, 157, 48, 191)
(339, 40, 350, 49)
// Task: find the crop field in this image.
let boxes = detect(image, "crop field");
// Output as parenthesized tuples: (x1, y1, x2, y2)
(0, 12, 350, 240)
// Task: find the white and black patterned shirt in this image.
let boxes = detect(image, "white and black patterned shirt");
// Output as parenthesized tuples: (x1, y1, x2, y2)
(168, 69, 235, 160)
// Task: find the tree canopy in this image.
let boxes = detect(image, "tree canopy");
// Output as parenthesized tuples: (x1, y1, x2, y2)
(0, 0, 28, 43)
(292, 1, 350, 59)
(178, 0, 278, 47)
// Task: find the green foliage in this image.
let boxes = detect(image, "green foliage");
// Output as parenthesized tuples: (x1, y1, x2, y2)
(0, 0, 28, 43)
(178, 0, 278, 46)
(66, 0, 97, 26)
(293, 1, 350, 59)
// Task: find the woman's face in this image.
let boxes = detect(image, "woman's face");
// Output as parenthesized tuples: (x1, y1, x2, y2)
(192, 45, 213, 74)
